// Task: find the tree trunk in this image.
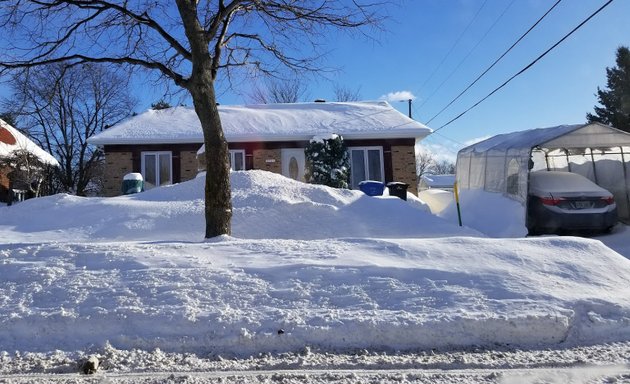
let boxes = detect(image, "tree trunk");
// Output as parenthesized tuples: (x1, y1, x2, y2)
(189, 78, 232, 238)
(175, 0, 232, 238)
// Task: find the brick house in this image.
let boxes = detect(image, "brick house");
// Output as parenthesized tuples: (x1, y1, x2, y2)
(89, 101, 431, 197)
(1, 119, 59, 203)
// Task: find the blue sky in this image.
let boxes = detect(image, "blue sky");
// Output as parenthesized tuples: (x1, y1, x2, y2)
(309, 0, 630, 160)
(218, 0, 630, 160)
(3, 0, 629, 161)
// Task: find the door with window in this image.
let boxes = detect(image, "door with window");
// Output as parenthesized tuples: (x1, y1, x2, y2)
(349, 147, 384, 189)
(281, 148, 306, 181)
(141, 151, 172, 189)
(229, 150, 246, 171)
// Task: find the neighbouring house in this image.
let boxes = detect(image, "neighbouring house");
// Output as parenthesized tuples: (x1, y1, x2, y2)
(419, 174, 455, 191)
(89, 101, 432, 196)
(0, 119, 59, 203)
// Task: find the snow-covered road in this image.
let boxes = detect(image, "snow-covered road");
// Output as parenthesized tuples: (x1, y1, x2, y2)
(1, 343, 630, 383)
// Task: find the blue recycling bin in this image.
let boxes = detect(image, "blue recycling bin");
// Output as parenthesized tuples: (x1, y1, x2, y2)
(358, 180, 385, 196)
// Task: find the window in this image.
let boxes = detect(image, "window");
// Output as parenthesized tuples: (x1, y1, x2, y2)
(141, 151, 172, 189)
(349, 147, 384, 189)
(506, 158, 520, 196)
(229, 150, 246, 171)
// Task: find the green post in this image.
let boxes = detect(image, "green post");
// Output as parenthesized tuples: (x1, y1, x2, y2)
(454, 182, 462, 227)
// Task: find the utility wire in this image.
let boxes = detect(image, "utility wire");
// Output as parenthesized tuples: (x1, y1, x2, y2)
(426, 130, 466, 147)
(432, 0, 614, 134)
(426, 0, 562, 125)
(419, 0, 489, 91)
(417, 0, 516, 112)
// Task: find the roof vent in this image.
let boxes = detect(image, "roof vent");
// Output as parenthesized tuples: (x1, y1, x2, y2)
(314, 99, 326, 103)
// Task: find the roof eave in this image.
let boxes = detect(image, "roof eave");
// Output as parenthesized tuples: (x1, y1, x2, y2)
(88, 137, 205, 146)
(90, 129, 432, 146)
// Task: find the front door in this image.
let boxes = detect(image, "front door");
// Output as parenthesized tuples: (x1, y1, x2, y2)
(281, 148, 306, 181)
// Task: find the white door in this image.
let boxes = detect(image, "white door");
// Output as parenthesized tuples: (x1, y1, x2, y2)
(281, 148, 306, 181)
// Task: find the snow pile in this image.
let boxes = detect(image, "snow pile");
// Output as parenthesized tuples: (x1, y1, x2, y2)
(440, 189, 529, 237)
(0, 170, 474, 242)
(0, 171, 629, 358)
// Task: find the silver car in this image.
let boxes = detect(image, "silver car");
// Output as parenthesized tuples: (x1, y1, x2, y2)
(527, 171, 617, 235)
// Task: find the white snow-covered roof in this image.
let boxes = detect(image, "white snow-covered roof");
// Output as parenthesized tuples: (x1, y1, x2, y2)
(421, 174, 455, 188)
(0, 119, 59, 166)
(89, 101, 432, 145)
(459, 123, 630, 154)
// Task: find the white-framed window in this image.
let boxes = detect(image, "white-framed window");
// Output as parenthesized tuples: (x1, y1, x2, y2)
(229, 150, 246, 171)
(348, 146, 385, 189)
(141, 151, 172, 189)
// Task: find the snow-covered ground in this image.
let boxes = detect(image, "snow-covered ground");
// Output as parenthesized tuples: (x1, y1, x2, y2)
(1, 170, 629, 382)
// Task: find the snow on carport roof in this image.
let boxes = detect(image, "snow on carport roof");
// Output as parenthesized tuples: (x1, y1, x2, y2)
(459, 123, 630, 154)
(459, 124, 581, 154)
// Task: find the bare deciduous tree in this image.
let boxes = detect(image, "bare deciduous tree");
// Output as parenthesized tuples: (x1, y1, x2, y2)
(416, 151, 436, 178)
(6, 64, 134, 196)
(249, 78, 308, 104)
(0, 1, 384, 238)
(433, 159, 456, 175)
(333, 84, 362, 102)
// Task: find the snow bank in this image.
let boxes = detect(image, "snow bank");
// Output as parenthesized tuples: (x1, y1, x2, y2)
(1, 171, 630, 357)
(0, 236, 629, 355)
(440, 189, 528, 237)
(0, 170, 478, 242)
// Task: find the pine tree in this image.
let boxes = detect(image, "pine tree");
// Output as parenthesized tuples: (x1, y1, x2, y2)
(304, 134, 350, 188)
(587, 46, 630, 132)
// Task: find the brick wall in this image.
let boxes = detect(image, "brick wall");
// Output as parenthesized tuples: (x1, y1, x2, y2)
(252, 149, 282, 174)
(180, 150, 199, 182)
(391, 145, 418, 195)
(103, 151, 133, 197)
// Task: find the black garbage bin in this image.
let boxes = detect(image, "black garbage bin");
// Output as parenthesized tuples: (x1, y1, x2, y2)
(387, 182, 409, 201)
(358, 180, 385, 196)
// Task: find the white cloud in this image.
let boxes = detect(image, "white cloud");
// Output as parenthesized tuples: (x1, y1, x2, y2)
(416, 142, 458, 163)
(379, 90, 416, 102)
(464, 135, 491, 146)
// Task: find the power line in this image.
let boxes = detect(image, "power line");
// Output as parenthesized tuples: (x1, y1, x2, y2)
(426, 130, 466, 147)
(417, 0, 516, 112)
(419, 0, 489, 92)
(432, 0, 614, 134)
(426, 0, 562, 125)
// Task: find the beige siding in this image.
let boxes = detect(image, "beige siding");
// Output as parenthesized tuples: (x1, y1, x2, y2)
(103, 151, 133, 197)
(180, 150, 199, 182)
(391, 145, 418, 195)
(253, 149, 282, 174)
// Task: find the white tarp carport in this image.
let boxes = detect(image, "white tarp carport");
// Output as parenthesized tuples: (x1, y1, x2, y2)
(456, 123, 630, 224)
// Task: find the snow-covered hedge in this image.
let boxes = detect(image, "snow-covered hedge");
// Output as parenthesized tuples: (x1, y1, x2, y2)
(304, 134, 349, 188)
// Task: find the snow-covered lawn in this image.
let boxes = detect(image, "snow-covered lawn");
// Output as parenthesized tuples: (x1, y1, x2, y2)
(1, 170, 629, 379)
